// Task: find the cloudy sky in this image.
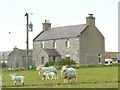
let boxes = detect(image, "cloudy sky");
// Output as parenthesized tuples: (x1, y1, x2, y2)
(0, 0, 118, 52)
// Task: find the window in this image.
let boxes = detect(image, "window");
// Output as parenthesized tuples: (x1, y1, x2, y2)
(41, 41, 44, 48)
(1, 53, 4, 56)
(65, 54, 70, 59)
(98, 54, 101, 64)
(66, 40, 70, 48)
(53, 57, 55, 62)
(41, 57, 44, 65)
(53, 41, 56, 48)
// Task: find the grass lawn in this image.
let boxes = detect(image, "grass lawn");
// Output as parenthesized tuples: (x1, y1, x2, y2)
(2, 65, 118, 88)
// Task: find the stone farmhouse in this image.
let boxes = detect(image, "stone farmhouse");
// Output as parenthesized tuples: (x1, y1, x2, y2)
(33, 14, 105, 67)
(8, 47, 33, 69)
(0, 47, 33, 69)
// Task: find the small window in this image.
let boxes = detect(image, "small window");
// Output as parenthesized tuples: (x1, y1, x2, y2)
(41, 41, 44, 48)
(98, 54, 101, 63)
(66, 40, 70, 48)
(41, 57, 44, 65)
(53, 57, 55, 62)
(1, 53, 4, 56)
(53, 41, 56, 48)
(7, 53, 10, 55)
(65, 54, 70, 59)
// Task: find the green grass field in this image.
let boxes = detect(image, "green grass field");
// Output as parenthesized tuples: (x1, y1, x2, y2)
(2, 65, 118, 88)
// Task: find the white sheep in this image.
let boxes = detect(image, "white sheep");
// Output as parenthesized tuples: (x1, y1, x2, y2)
(43, 71, 57, 80)
(10, 74, 24, 86)
(61, 65, 77, 83)
(36, 66, 58, 80)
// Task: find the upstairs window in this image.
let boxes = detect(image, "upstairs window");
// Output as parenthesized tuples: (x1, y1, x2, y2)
(41, 41, 44, 48)
(53, 41, 56, 48)
(66, 39, 70, 48)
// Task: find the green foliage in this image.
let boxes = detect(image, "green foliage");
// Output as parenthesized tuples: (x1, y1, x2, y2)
(44, 58, 76, 67)
(2, 61, 6, 68)
(56, 58, 76, 66)
(45, 61, 55, 67)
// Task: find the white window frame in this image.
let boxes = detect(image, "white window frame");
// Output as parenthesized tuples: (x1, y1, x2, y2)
(66, 39, 70, 48)
(41, 41, 45, 48)
(53, 41, 56, 49)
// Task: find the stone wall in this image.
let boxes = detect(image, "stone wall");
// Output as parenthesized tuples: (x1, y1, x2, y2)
(33, 37, 80, 67)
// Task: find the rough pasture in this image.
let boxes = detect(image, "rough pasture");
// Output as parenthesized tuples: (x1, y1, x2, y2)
(2, 65, 118, 88)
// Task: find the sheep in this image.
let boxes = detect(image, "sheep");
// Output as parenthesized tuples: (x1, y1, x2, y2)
(10, 74, 24, 86)
(43, 71, 57, 80)
(61, 65, 77, 83)
(36, 66, 58, 80)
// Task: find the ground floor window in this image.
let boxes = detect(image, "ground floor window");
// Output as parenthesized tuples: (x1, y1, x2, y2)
(65, 54, 70, 59)
(53, 57, 55, 62)
(41, 57, 44, 65)
(98, 54, 101, 64)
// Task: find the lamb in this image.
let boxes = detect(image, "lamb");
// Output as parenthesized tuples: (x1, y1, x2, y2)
(43, 71, 57, 80)
(10, 74, 24, 86)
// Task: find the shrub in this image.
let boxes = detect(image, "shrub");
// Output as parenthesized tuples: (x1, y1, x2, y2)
(44, 61, 55, 67)
(56, 58, 76, 67)
(45, 58, 76, 68)
(2, 61, 6, 68)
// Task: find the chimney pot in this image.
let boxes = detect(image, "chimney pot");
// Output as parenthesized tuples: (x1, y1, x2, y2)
(13, 46, 18, 51)
(89, 14, 93, 17)
(86, 13, 95, 26)
(42, 20, 51, 31)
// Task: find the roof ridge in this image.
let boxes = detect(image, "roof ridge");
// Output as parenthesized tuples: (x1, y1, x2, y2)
(34, 24, 87, 41)
(50, 24, 86, 30)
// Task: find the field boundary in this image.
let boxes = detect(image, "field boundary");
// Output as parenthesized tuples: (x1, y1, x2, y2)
(2, 80, 119, 88)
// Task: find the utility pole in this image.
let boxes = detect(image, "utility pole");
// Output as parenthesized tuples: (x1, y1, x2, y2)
(25, 13, 33, 69)
(25, 13, 29, 69)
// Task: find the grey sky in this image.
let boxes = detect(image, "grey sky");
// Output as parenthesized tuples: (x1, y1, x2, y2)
(0, 0, 118, 52)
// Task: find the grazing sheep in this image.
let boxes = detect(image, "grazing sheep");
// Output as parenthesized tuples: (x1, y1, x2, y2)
(43, 71, 57, 80)
(36, 66, 58, 80)
(10, 74, 24, 86)
(61, 65, 77, 83)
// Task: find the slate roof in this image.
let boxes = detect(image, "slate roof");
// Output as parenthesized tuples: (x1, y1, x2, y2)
(34, 24, 87, 41)
(105, 52, 118, 59)
(19, 50, 32, 56)
(10, 49, 33, 57)
(44, 49, 61, 57)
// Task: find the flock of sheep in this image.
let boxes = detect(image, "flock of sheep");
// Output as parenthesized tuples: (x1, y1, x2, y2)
(10, 65, 77, 86)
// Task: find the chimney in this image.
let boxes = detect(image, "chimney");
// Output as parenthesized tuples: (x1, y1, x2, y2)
(13, 46, 18, 51)
(42, 20, 51, 31)
(86, 14, 95, 26)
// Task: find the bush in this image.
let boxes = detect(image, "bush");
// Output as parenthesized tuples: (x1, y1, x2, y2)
(56, 58, 76, 66)
(44, 58, 76, 68)
(2, 61, 6, 68)
(44, 61, 55, 67)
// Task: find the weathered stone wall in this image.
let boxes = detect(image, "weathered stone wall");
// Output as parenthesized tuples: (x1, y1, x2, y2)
(8, 51, 22, 68)
(33, 37, 80, 67)
(32, 41, 42, 67)
(55, 38, 80, 64)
